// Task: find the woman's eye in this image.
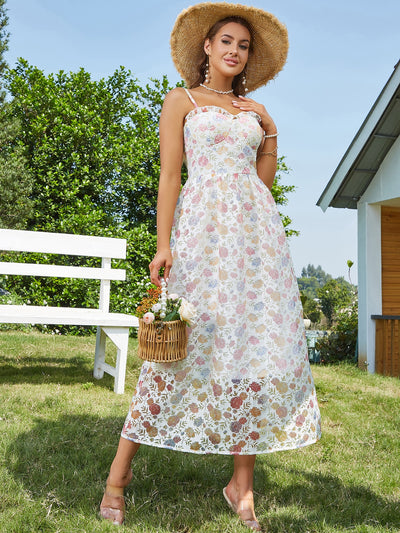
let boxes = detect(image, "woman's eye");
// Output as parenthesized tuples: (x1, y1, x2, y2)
(239, 44, 249, 50)
(222, 39, 231, 45)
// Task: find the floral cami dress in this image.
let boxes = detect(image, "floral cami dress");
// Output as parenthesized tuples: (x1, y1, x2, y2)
(122, 89, 321, 454)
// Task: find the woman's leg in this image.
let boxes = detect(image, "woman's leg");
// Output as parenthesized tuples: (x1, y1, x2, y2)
(100, 438, 140, 524)
(107, 437, 140, 486)
(224, 455, 260, 530)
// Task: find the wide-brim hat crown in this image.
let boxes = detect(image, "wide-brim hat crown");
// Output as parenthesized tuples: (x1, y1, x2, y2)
(170, 2, 289, 92)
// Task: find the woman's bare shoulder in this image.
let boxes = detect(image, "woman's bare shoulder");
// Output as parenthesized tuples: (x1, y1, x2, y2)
(163, 87, 190, 106)
(161, 87, 192, 120)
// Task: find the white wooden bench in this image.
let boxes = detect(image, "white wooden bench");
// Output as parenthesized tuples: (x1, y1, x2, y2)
(0, 229, 138, 393)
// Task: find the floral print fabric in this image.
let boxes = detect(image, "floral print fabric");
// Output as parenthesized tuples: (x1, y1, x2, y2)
(122, 100, 321, 454)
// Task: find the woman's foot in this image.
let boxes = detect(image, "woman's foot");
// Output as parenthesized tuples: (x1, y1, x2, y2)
(223, 485, 261, 531)
(100, 469, 133, 526)
(100, 488, 125, 526)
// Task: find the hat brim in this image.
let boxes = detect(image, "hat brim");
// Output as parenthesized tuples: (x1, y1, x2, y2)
(170, 2, 289, 92)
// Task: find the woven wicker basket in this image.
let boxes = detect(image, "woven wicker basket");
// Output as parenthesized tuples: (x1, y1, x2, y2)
(137, 318, 188, 363)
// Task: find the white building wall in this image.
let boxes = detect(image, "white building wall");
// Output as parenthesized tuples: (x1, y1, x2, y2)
(357, 203, 382, 373)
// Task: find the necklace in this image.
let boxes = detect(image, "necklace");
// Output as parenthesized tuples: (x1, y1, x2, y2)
(199, 83, 233, 95)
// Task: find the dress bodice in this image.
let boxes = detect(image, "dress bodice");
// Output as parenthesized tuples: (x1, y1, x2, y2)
(184, 106, 263, 176)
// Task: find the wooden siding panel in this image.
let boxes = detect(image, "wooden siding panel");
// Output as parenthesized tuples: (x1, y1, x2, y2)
(375, 320, 385, 374)
(381, 206, 400, 315)
(377, 208, 400, 377)
(375, 319, 400, 378)
(384, 320, 400, 377)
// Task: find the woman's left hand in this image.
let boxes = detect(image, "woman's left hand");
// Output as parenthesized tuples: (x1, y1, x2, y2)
(232, 95, 276, 134)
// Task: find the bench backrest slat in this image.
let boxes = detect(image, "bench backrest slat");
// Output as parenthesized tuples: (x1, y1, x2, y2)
(0, 229, 130, 314)
(0, 229, 127, 259)
(0, 262, 126, 281)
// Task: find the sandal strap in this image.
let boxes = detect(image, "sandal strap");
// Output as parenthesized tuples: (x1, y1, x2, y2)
(101, 493, 125, 511)
(243, 518, 262, 531)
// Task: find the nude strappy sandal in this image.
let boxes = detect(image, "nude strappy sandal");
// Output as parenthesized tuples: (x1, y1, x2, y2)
(100, 492, 126, 525)
(223, 487, 262, 531)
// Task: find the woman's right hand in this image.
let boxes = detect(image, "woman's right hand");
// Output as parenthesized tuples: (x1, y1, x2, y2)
(149, 249, 173, 287)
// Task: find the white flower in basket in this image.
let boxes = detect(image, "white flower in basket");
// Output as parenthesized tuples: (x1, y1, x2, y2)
(178, 298, 197, 327)
(136, 280, 197, 363)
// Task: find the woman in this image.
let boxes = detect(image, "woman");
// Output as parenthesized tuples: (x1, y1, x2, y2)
(100, 3, 321, 530)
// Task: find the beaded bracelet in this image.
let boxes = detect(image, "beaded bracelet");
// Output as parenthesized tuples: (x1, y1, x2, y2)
(263, 132, 278, 138)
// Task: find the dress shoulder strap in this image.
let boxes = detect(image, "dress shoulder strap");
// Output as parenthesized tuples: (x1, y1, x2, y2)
(183, 88, 198, 108)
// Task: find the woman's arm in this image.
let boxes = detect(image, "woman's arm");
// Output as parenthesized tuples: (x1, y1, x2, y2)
(255, 130, 278, 190)
(232, 95, 278, 190)
(149, 88, 189, 286)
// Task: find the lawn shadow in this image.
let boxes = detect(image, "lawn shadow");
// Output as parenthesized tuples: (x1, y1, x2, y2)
(5, 415, 400, 532)
(0, 353, 116, 390)
(0, 333, 141, 391)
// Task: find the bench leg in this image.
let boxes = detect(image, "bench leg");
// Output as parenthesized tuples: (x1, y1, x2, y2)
(94, 326, 106, 379)
(95, 326, 129, 394)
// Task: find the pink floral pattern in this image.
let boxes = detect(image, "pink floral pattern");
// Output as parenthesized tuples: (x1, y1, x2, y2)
(122, 105, 321, 454)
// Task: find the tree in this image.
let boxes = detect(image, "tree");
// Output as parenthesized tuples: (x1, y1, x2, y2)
(298, 276, 321, 301)
(271, 156, 297, 237)
(0, 0, 8, 86)
(300, 294, 321, 325)
(316, 299, 358, 364)
(7, 61, 177, 233)
(317, 278, 353, 326)
(0, 0, 32, 228)
(298, 264, 332, 300)
(299, 264, 332, 291)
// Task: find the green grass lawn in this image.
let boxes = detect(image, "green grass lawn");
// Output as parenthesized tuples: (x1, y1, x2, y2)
(0, 330, 399, 533)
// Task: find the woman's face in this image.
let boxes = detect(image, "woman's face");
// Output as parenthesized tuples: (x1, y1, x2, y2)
(204, 22, 250, 79)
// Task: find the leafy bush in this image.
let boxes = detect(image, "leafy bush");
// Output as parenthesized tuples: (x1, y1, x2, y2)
(316, 278, 353, 326)
(300, 293, 322, 325)
(315, 298, 358, 364)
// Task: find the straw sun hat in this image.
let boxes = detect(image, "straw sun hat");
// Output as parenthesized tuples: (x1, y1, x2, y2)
(170, 2, 289, 93)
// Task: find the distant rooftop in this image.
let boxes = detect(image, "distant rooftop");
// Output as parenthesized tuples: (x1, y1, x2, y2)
(317, 60, 400, 212)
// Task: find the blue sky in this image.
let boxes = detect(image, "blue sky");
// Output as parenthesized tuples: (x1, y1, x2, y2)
(6, 0, 400, 282)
